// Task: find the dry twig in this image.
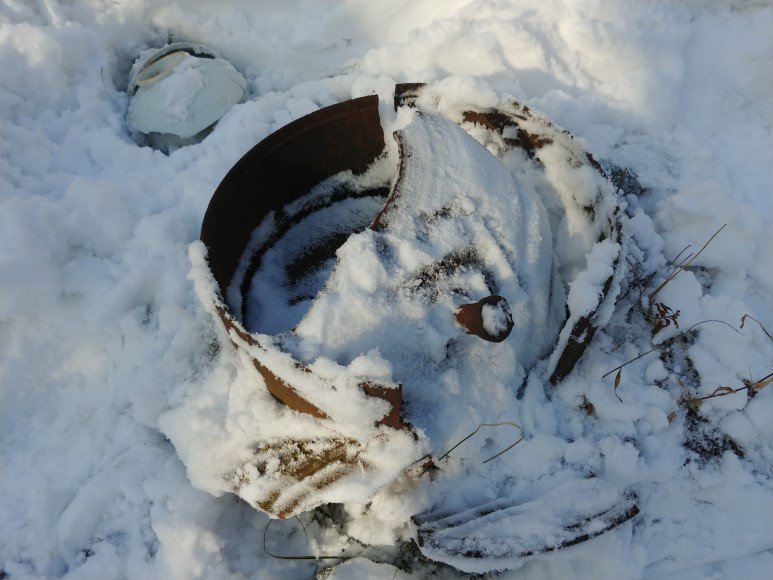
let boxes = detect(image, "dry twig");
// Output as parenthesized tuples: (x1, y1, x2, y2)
(645, 302, 681, 333)
(603, 319, 744, 382)
(648, 224, 726, 302)
(437, 421, 525, 464)
(263, 517, 348, 561)
(740, 314, 773, 341)
(681, 371, 773, 407)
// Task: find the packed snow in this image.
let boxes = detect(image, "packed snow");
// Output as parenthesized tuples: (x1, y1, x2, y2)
(1, 1, 772, 579)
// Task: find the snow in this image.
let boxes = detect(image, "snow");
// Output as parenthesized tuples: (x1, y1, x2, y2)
(2, 1, 772, 579)
(481, 301, 510, 336)
(292, 111, 561, 372)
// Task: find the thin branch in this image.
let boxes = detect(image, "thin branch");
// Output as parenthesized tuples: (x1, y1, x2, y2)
(684, 319, 744, 335)
(100, 66, 121, 111)
(682, 372, 772, 406)
(602, 346, 661, 379)
(740, 314, 773, 341)
(263, 518, 347, 561)
(649, 224, 726, 301)
(437, 421, 524, 464)
(602, 319, 745, 379)
(684, 385, 747, 404)
(668, 244, 692, 269)
(665, 250, 695, 282)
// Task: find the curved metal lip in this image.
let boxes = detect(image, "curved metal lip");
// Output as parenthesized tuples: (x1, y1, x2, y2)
(199, 84, 623, 428)
(128, 42, 219, 96)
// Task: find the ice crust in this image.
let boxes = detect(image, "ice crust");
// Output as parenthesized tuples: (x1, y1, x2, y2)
(2, 1, 772, 578)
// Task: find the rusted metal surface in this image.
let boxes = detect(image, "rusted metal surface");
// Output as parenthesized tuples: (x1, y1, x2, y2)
(201, 96, 410, 431)
(361, 382, 412, 430)
(215, 304, 330, 419)
(455, 295, 514, 343)
(548, 219, 622, 385)
(202, 88, 625, 427)
(461, 110, 553, 159)
(370, 126, 406, 231)
(393, 82, 425, 110)
(201, 95, 386, 293)
(198, 85, 627, 522)
(200, 95, 414, 518)
(227, 436, 368, 519)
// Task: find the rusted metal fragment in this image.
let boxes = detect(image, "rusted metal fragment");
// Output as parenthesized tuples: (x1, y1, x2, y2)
(548, 220, 622, 385)
(215, 304, 329, 418)
(252, 358, 329, 419)
(215, 304, 257, 346)
(229, 437, 368, 519)
(462, 110, 552, 158)
(550, 320, 598, 384)
(455, 295, 514, 343)
(198, 85, 629, 526)
(380, 93, 622, 384)
(268, 461, 361, 519)
(271, 437, 357, 480)
(370, 129, 407, 231)
(394, 82, 426, 110)
(361, 382, 411, 430)
(215, 304, 406, 426)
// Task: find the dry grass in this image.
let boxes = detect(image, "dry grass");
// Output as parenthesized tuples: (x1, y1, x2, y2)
(680, 371, 773, 409)
(648, 224, 726, 302)
(604, 222, 772, 410)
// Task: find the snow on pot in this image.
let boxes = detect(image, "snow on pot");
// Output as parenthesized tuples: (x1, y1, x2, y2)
(185, 84, 633, 570)
(128, 43, 246, 148)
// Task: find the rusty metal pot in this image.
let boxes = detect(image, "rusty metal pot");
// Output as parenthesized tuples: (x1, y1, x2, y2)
(196, 85, 624, 520)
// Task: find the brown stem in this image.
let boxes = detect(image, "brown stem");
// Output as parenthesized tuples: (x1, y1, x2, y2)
(649, 224, 726, 301)
(603, 319, 744, 380)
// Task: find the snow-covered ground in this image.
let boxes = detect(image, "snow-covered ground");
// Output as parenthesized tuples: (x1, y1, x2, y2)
(2, 1, 772, 578)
